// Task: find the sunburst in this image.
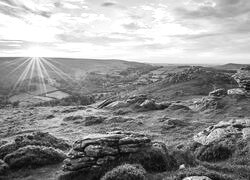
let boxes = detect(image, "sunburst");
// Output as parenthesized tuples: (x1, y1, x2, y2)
(3, 51, 73, 96)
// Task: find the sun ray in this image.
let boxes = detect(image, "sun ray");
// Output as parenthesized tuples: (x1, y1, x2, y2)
(6, 58, 31, 76)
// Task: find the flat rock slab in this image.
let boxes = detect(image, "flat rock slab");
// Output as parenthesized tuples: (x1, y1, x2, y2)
(183, 176, 212, 180)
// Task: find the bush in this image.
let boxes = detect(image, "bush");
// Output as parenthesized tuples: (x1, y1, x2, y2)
(195, 143, 233, 162)
(121, 144, 177, 172)
(101, 164, 146, 180)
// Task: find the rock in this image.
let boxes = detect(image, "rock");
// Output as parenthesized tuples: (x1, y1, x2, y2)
(179, 164, 185, 170)
(183, 176, 212, 180)
(0, 159, 8, 175)
(107, 116, 134, 123)
(98, 98, 116, 109)
(45, 114, 55, 119)
(233, 68, 250, 91)
(63, 115, 83, 121)
(105, 101, 129, 109)
(61, 131, 174, 179)
(4, 145, 66, 169)
(0, 132, 70, 159)
(209, 88, 227, 97)
(227, 88, 247, 97)
(242, 128, 250, 140)
(140, 99, 157, 110)
(84, 116, 106, 126)
(168, 104, 190, 111)
(126, 94, 147, 104)
(194, 119, 250, 145)
(161, 118, 188, 130)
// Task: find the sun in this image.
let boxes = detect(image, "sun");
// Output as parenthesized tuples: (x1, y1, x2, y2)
(26, 46, 48, 58)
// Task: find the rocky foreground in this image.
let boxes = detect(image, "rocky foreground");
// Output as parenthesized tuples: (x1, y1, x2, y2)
(0, 67, 250, 180)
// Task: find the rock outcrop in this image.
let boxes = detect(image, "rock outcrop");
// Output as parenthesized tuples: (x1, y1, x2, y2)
(194, 119, 250, 145)
(60, 131, 176, 180)
(233, 67, 250, 91)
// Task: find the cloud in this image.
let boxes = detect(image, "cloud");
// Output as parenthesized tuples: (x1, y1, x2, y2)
(0, 0, 55, 18)
(101, 1, 117, 7)
(175, 0, 250, 19)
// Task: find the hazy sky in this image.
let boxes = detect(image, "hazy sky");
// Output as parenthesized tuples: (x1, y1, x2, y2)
(0, 0, 250, 64)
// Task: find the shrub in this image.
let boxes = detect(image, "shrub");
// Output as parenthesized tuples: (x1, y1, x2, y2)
(121, 144, 177, 172)
(101, 164, 146, 180)
(195, 143, 233, 162)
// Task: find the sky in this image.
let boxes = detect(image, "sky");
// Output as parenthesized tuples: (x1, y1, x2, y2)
(0, 0, 250, 64)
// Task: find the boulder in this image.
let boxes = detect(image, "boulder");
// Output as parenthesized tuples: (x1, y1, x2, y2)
(4, 145, 66, 169)
(0, 159, 8, 175)
(227, 88, 247, 97)
(105, 101, 129, 109)
(126, 94, 147, 104)
(194, 119, 250, 145)
(0, 132, 70, 159)
(60, 131, 176, 180)
(168, 104, 190, 111)
(98, 98, 116, 109)
(209, 88, 227, 97)
(242, 128, 250, 140)
(183, 176, 212, 180)
(140, 99, 158, 110)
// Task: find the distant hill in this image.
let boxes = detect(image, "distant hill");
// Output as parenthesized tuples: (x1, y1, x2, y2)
(213, 63, 250, 71)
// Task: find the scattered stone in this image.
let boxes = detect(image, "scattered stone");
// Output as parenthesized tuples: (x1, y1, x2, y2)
(3, 145, 66, 169)
(182, 176, 212, 180)
(0, 132, 70, 159)
(85, 116, 106, 126)
(209, 88, 227, 97)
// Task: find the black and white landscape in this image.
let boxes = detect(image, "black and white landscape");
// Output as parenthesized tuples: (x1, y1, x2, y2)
(0, 0, 250, 180)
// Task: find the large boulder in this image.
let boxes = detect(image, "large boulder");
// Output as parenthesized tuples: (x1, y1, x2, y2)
(60, 131, 177, 180)
(0, 132, 70, 159)
(193, 119, 250, 162)
(194, 119, 250, 145)
(3, 145, 66, 169)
